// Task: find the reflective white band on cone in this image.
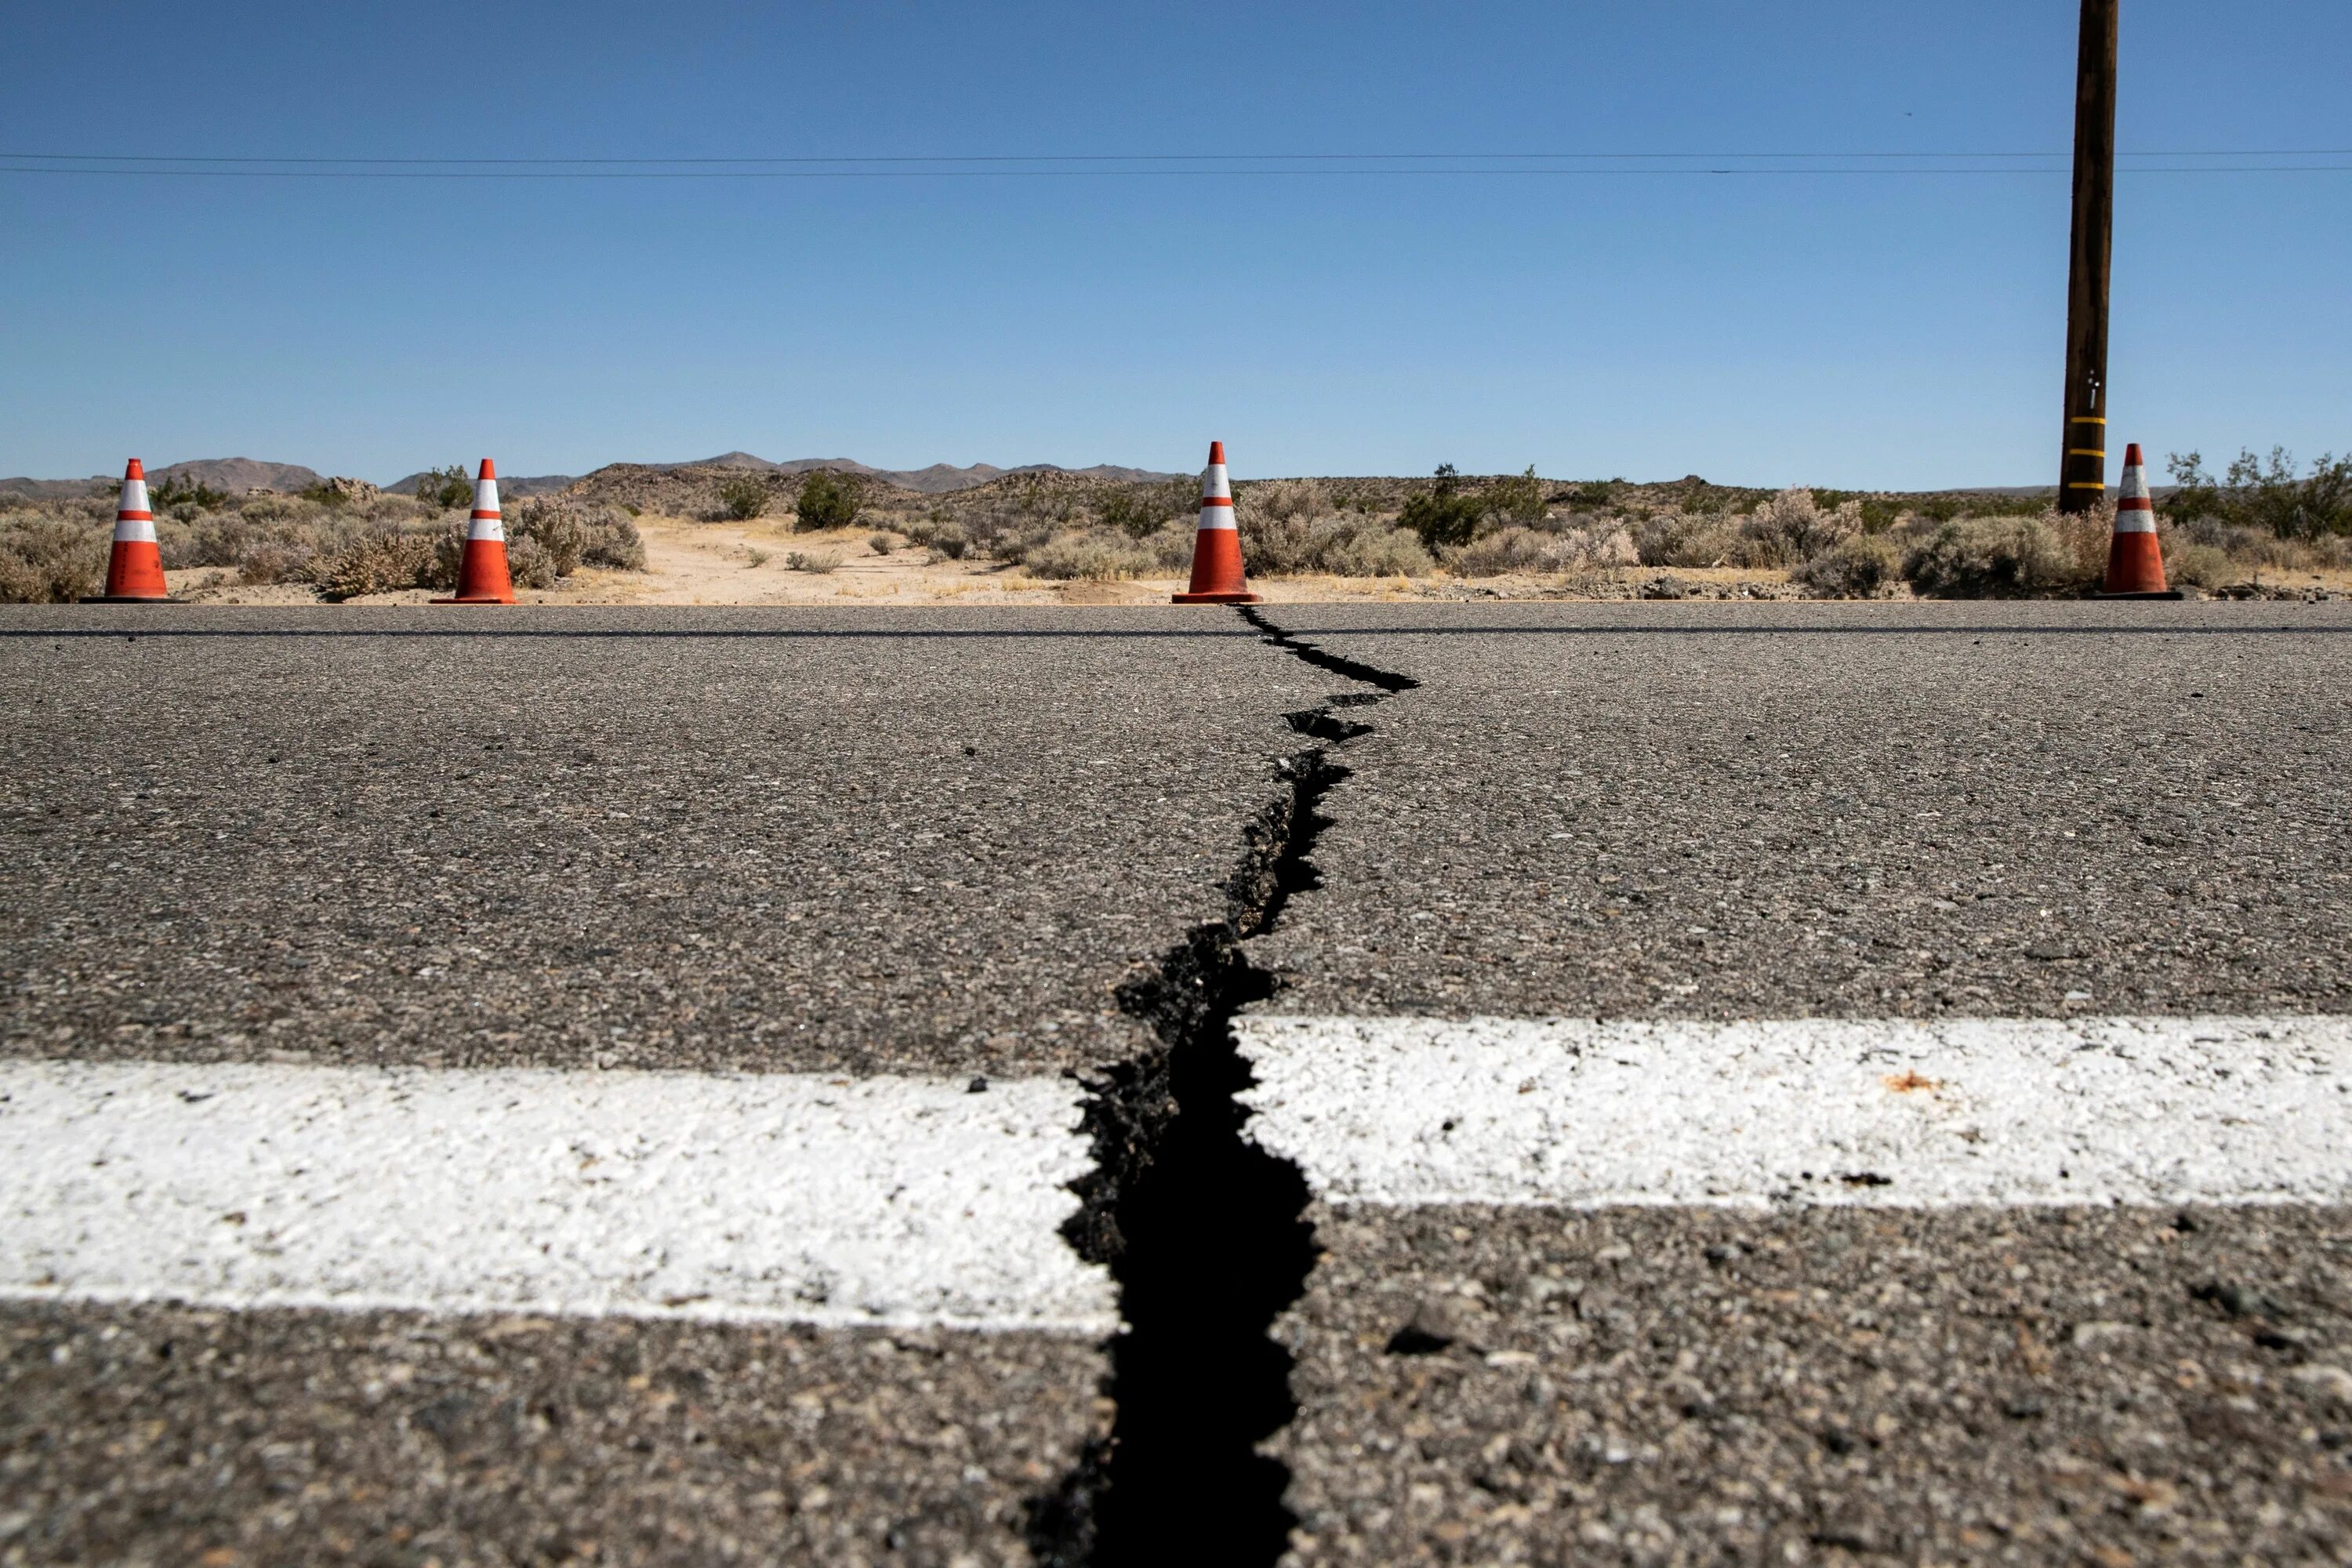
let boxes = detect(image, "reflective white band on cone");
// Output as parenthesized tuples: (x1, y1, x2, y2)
(1198, 459, 1235, 529)
(114, 477, 154, 542)
(470, 475, 503, 539)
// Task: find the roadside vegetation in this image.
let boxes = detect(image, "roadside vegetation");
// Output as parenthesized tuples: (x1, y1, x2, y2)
(0, 479, 647, 603)
(10, 445, 2343, 602)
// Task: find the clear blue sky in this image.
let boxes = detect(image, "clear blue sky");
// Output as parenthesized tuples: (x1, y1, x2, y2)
(3, 1, 2345, 488)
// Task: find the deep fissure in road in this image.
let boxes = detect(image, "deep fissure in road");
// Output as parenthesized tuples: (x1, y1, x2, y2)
(1027, 612, 1419, 1567)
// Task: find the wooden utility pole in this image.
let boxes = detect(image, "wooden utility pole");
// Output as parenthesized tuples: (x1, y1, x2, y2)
(2059, 0, 2119, 513)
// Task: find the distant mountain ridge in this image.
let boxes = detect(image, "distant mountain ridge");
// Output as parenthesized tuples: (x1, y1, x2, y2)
(0, 453, 1184, 502)
(647, 453, 1185, 493)
(383, 470, 577, 499)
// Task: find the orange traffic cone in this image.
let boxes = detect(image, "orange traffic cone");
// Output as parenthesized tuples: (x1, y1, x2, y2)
(1171, 441, 1259, 604)
(82, 459, 172, 602)
(430, 459, 516, 604)
(2100, 443, 2176, 597)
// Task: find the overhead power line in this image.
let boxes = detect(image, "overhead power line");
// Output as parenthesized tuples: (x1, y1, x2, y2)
(2, 148, 2348, 180)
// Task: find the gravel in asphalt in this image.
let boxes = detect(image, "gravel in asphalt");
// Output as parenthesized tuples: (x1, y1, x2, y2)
(1277, 1203, 2352, 1565)
(1236, 601, 2352, 1566)
(1251, 601, 2352, 1022)
(0, 606, 1327, 1078)
(2, 1302, 1104, 1568)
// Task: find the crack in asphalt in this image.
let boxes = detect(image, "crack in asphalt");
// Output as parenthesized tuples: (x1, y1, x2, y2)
(1026, 608, 1419, 1567)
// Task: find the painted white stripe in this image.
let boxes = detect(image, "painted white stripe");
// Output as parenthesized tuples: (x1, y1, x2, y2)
(1239, 1014, 2352, 1209)
(0, 1059, 1113, 1333)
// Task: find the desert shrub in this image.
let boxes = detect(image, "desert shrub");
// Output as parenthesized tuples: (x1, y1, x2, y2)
(235, 541, 314, 586)
(1454, 522, 1639, 577)
(1633, 510, 1741, 568)
(793, 470, 864, 531)
(1486, 466, 1548, 528)
(1323, 526, 1436, 577)
(318, 530, 441, 601)
(745, 548, 770, 568)
(414, 466, 473, 511)
(508, 499, 644, 573)
(1900, 512, 2102, 598)
(151, 474, 229, 512)
(786, 549, 843, 573)
(1098, 480, 1195, 538)
(2160, 539, 2236, 589)
(2167, 448, 2352, 539)
(1794, 534, 1902, 597)
(1454, 526, 1575, 575)
(0, 514, 107, 601)
(1398, 464, 1486, 550)
(504, 534, 557, 590)
(1023, 530, 1160, 580)
(868, 531, 898, 556)
(1250, 477, 1330, 525)
(1737, 488, 1864, 568)
(1563, 479, 1621, 511)
(1144, 523, 1197, 572)
(715, 474, 769, 521)
(1241, 511, 1434, 577)
(516, 502, 584, 575)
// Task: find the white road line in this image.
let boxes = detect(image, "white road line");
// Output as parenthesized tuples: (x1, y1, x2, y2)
(0, 1059, 1114, 1334)
(1238, 1014, 2352, 1209)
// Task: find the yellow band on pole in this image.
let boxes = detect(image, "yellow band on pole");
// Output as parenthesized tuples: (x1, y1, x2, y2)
(2070, 415, 2108, 424)
(2066, 481, 2109, 490)
(2067, 448, 2107, 459)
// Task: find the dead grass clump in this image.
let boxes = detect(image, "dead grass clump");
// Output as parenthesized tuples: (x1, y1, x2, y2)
(0, 513, 107, 601)
(786, 549, 843, 574)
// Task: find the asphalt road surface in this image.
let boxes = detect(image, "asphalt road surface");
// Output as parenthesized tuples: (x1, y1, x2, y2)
(5, 600, 2350, 1567)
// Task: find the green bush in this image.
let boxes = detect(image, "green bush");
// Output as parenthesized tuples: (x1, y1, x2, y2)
(1097, 480, 1193, 538)
(415, 465, 473, 511)
(1486, 466, 1548, 528)
(151, 474, 229, 513)
(1398, 464, 1486, 550)
(2166, 448, 2352, 539)
(793, 470, 864, 531)
(715, 474, 769, 521)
